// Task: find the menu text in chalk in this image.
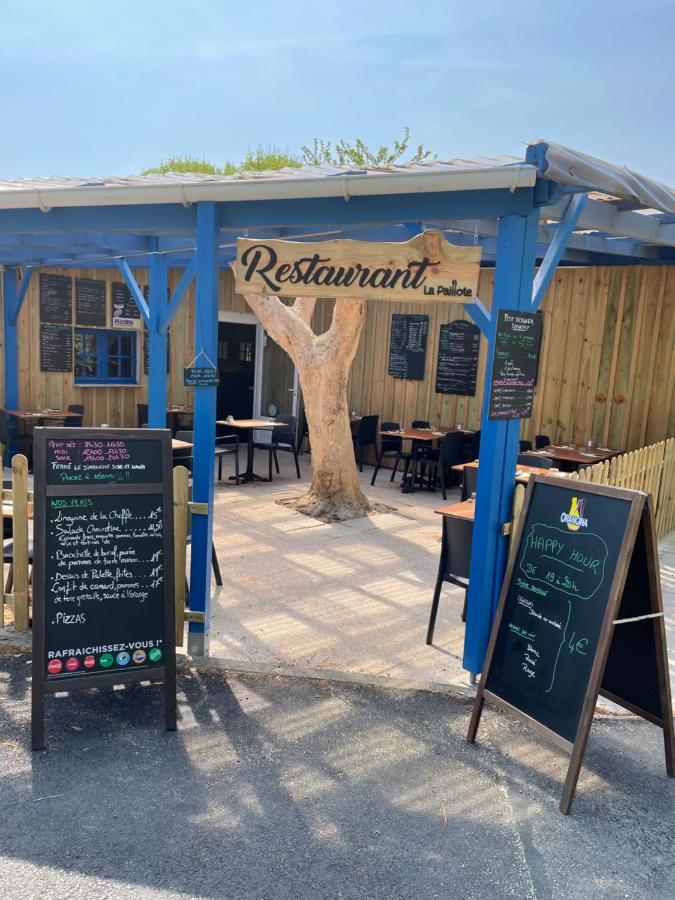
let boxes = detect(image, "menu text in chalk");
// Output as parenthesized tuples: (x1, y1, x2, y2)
(31, 428, 176, 750)
(388, 314, 429, 381)
(488, 309, 542, 419)
(435, 320, 481, 396)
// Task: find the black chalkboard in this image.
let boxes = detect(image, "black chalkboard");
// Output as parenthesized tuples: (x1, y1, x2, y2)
(184, 366, 219, 387)
(40, 324, 73, 372)
(40, 273, 72, 324)
(488, 309, 542, 419)
(388, 314, 428, 381)
(31, 428, 176, 749)
(468, 476, 674, 814)
(112, 281, 141, 320)
(435, 320, 480, 395)
(484, 479, 632, 743)
(75, 277, 107, 326)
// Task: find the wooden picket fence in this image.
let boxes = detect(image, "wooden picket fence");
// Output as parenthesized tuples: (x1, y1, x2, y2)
(0, 454, 32, 632)
(511, 438, 675, 541)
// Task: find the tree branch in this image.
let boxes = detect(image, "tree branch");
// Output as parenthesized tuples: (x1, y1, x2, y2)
(292, 296, 317, 328)
(243, 292, 314, 358)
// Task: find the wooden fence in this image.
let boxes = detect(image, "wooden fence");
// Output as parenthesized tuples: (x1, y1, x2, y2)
(511, 438, 675, 542)
(1, 454, 32, 631)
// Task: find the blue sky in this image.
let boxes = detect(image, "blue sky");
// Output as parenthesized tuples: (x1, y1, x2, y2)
(2, 0, 674, 183)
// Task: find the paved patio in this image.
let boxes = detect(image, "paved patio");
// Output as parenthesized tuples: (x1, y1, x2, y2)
(202, 450, 675, 699)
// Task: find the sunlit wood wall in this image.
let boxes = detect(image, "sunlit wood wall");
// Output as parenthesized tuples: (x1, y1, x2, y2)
(1, 264, 674, 450)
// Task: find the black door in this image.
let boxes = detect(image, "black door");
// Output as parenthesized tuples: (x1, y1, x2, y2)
(217, 322, 257, 420)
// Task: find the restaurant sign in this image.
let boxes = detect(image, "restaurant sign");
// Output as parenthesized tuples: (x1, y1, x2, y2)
(234, 230, 480, 303)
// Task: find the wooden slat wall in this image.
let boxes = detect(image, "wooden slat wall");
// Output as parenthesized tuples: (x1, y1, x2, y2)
(1, 264, 674, 449)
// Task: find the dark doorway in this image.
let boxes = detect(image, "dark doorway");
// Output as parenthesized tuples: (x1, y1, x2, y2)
(217, 322, 257, 420)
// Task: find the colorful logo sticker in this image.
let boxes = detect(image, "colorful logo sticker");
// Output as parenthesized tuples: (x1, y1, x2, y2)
(148, 647, 162, 663)
(47, 659, 63, 675)
(83, 655, 96, 669)
(116, 651, 131, 666)
(99, 653, 114, 668)
(65, 657, 80, 672)
(132, 649, 147, 665)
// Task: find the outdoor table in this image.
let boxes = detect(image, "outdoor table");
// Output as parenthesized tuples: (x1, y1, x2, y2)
(2, 408, 81, 427)
(452, 460, 564, 484)
(380, 427, 446, 492)
(167, 405, 193, 431)
(434, 499, 476, 521)
(171, 438, 192, 451)
(530, 444, 620, 469)
(215, 418, 284, 484)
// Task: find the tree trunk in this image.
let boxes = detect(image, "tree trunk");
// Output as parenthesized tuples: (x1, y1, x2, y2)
(243, 292, 372, 521)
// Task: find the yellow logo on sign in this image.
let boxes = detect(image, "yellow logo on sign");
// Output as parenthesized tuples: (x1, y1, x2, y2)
(560, 496, 588, 531)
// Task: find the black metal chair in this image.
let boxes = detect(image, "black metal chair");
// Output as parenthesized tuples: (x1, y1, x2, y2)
(470, 429, 481, 460)
(352, 415, 378, 471)
(409, 419, 435, 485)
(253, 415, 301, 480)
(0, 411, 32, 468)
(137, 403, 149, 428)
(370, 422, 411, 486)
(461, 465, 478, 501)
(427, 514, 473, 644)
(517, 452, 553, 468)
(64, 403, 84, 427)
(298, 407, 310, 454)
(535, 434, 551, 449)
(519, 439, 532, 452)
(424, 431, 464, 499)
(176, 429, 240, 484)
(183, 485, 222, 597)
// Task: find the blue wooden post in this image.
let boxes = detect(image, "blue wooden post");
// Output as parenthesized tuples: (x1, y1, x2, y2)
(187, 202, 219, 655)
(463, 210, 539, 676)
(147, 251, 168, 428)
(2, 269, 19, 411)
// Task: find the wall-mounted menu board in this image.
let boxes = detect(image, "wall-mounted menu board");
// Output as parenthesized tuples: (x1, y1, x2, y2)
(488, 309, 542, 419)
(435, 320, 480, 396)
(75, 277, 107, 326)
(39, 273, 72, 324)
(112, 281, 141, 320)
(40, 324, 73, 372)
(31, 428, 177, 750)
(388, 314, 429, 381)
(468, 476, 674, 814)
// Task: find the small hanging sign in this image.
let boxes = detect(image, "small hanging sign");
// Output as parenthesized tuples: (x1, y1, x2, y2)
(184, 349, 219, 387)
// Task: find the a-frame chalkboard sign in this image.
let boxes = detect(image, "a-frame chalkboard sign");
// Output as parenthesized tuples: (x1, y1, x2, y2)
(468, 475, 674, 814)
(31, 428, 177, 750)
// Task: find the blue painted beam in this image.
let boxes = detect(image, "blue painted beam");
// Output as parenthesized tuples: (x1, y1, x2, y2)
(532, 193, 587, 309)
(464, 297, 492, 337)
(147, 251, 168, 428)
(2, 269, 22, 409)
(114, 258, 151, 326)
(159, 253, 196, 333)
(463, 209, 539, 676)
(9, 266, 34, 325)
(187, 203, 219, 655)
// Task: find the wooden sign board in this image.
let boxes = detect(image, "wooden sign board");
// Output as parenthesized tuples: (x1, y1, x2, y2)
(31, 427, 177, 750)
(488, 309, 542, 419)
(39, 324, 73, 373)
(184, 365, 219, 387)
(234, 230, 480, 303)
(468, 476, 674, 814)
(39, 273, 72, 324)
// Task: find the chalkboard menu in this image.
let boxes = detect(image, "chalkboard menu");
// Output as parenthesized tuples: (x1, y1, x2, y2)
(40, 324, 73, 372)
(388, 314, 428, 380)
(435, 320, 480, 395)
(488, 309, 542, 419)
(112, 281, 141, 320)
(75, 277, 107, 326)
(40, 273, 72, 323)
(31, 428, 176, 750)
(468, 476, 674, 814)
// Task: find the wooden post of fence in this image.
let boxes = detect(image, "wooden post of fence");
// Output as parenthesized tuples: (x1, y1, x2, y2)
(12, 454, 29, 632)
(173, 465, 189, 647)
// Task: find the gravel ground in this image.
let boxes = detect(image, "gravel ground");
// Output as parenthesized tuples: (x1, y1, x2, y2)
(0, 652, 673, 899)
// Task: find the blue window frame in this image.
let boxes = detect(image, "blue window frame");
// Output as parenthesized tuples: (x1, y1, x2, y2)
(74, 328, 137, 384)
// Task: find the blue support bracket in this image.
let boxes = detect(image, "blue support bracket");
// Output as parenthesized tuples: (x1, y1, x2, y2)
(2, 268, 24, 410)
(115, 257, 151, 326)
(463, 209, 539, 677)
(187, 203, 219, 656)
(158, 253, 196, 333)
(9, 266, 33, 325)
(147, 251, 169, 428)
(464, 297, 492, 338)
(532, 193, 587, 309)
